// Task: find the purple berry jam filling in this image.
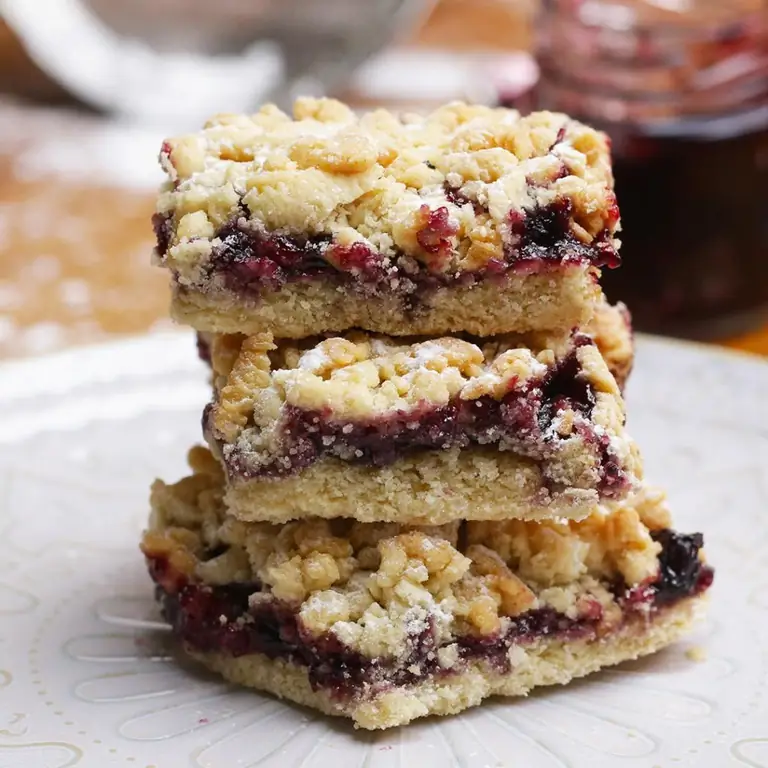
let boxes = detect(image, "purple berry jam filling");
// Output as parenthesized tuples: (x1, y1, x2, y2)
(618, 531, 713, 610)
(219, 336, 629, 497)
(649, 530, 714, 606)
(155, 199, 619, 299)
(152, 212, 174, 258)
(211, 223, 335, 291)
(148, 528, 711, 700)
(508, 199, 620, 273)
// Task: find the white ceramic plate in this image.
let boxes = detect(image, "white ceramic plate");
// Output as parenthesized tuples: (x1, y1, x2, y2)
(1, 332, 767, 768)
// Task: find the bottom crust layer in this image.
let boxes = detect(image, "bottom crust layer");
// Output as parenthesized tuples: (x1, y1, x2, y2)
(223, 449, 599, 525)
(171, 267, 600, 339)
(186, 597, 703, 730)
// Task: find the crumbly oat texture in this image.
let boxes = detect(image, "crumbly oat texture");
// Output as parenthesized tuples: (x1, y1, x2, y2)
(155, 98, 619, 338)
(188, 598, 702, 730)
(158, 99, 617, 279)
(142, 452, 708, 729)
(209, 330, 613, 423)
(204, 328, 640, 523)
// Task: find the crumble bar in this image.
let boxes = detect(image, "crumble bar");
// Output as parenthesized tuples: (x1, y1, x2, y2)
(203, 328, 641, 524)
(141, 448, 712, 730)
(154, 98, 621, 338)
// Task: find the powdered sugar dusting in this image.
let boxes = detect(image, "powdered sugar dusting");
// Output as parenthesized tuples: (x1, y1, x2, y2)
(298, 346, 333, 373)
(413, 341, 454, 366)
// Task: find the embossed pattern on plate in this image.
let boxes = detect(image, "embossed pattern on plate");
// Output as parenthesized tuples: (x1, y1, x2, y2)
(1, 332, 767, 767)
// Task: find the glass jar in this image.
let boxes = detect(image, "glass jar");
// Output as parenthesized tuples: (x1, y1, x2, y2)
(535, 0, 768, 338)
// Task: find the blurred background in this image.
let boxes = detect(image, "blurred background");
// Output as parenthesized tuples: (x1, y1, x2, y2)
(0, 0, 765, 359)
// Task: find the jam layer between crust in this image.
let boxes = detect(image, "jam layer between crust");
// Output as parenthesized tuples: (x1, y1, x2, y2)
(148, 529, 712, 702)
(213, 336, 632, 498)
(155, 198, 619, 304)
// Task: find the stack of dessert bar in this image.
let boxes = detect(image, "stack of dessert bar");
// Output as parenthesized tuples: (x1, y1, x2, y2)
(142, 99, 713, 730)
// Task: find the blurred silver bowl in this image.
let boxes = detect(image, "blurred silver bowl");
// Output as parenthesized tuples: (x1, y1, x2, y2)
(1, 0, 434, 126)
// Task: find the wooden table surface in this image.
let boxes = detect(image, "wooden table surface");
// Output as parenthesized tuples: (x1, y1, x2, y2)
(0, 0, 766, 361)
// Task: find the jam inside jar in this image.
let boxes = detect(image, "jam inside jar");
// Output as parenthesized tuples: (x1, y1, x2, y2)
(535, 0, 768, 338)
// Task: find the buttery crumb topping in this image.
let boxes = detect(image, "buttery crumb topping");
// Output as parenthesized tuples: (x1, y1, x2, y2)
(209, 330, 622, 436)
(156, 98, 619, 285)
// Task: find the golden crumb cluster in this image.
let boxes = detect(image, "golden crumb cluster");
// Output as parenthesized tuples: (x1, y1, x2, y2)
(142, 448, 664, 657)
(156, 98, 617, 285)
